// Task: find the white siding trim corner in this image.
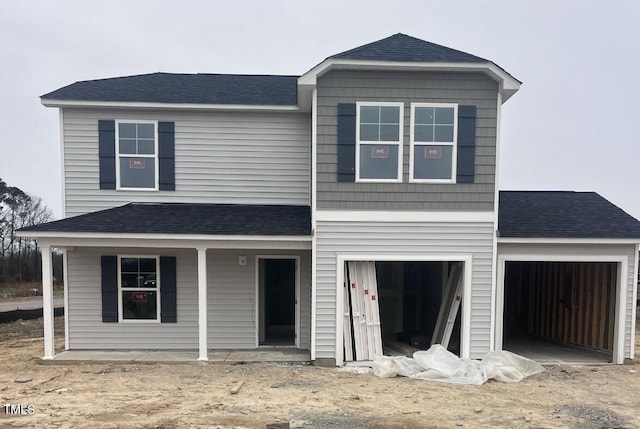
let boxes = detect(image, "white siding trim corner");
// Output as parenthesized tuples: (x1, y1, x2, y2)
(631, 244, 640, 359)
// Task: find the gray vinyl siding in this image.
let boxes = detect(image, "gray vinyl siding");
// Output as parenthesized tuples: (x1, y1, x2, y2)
(62, 108, 310, 217)
(66, 247, 310, 350)
(316, 70, 498, 210)
(497, 243, 637, 359)
(67, 248, 198, 349)
(206, 249, 311, 349)
(314, 219, 495, 360)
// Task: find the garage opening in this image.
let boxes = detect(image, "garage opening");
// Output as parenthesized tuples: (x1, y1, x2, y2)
(343, 260, 463, 362)
(503, 261, 616, 363)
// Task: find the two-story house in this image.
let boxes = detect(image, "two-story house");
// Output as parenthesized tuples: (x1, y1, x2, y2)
(20, 34, 640, 365)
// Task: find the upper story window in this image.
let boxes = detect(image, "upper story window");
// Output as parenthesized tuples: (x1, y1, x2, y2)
(116, 121, 158, 190)
(356, 102, 404, 182)
(410, 103, 458, 183)
(119, 256, 160, 322)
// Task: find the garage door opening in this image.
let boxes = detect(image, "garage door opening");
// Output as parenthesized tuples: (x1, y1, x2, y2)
(503, 261, 616, 364)
(343, 260, 463, 362)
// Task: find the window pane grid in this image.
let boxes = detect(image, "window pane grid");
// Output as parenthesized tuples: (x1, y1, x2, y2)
(414, 106, 454, 143)
(359, 106, 400, 143)
(118, 123, 156, 156)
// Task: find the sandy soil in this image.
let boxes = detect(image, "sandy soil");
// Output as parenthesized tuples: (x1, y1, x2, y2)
(0, 317, 639, 429)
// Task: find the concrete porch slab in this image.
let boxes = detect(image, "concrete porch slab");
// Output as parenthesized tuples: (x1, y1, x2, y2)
(227, 349, 311, 362)
(41, 349, 311, 365)
(44, 350, 148, 364)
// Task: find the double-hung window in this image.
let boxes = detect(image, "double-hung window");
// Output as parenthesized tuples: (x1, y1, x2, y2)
(356, 102, 404, 182)
(410, 103, 458, 183)
(116, 121, 158, 190)
(118, 256, 160, 322)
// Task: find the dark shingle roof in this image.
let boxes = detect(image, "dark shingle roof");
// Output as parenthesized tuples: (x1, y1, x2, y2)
(330, 33, 486, 63)
(19, 203, 311, 236)
(498, 191, 640, 239)
(41, 73, 299, 105)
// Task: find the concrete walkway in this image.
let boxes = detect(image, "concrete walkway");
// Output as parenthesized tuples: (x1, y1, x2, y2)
(41, 348, 311, 365)
(0, 297, 64, 312)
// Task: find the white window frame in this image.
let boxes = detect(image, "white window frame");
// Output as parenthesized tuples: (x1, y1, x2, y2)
(409, 103, 458, 184)
(355, 101, 404, 183)
(117, 255, 161, 323)
(115, 120, 159, 191)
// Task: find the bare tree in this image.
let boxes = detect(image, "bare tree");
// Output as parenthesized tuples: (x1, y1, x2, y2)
(0, 178, 53, 283)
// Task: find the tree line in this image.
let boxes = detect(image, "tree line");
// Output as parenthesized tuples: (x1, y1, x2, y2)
(0, 177, 57, 284)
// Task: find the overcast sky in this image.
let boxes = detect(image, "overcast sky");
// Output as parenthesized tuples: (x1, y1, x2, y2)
(1, 0, 639, 219)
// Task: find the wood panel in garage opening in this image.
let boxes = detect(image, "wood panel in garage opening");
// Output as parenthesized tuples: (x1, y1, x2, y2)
(504, 262, 616, 352)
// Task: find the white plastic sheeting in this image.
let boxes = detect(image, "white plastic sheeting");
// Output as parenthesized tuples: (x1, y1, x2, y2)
(370, 345, 544, 385)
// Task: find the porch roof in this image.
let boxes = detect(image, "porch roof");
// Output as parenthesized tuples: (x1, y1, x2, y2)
(19, 203, 311, 236)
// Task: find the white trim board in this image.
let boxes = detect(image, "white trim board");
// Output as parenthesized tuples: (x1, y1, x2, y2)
(316, 210, 494, 223)
(21, 235, 312, 251)
(494, 254, 629, 364)
(43, 99, 301, 112)
(630, 245, 639, 359)
(310, 87, 318, 360)
(59, 109, 66, 219)
(498, 237, 640, 245)
(489, 91, 503, 352)
(334, 253, 473, 366)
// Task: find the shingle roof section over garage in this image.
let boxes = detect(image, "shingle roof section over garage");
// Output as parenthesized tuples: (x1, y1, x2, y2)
(330, 33, 487, 63)
(41, 73, 299, 105)
(19, 203, 311, 236)
(498, 191, 640, 239)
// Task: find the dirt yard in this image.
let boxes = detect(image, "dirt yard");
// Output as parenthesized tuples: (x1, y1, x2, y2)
(0, 317, 638, 429)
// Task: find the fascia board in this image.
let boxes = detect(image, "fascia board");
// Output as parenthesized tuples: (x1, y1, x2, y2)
(40, 99, 300, 112)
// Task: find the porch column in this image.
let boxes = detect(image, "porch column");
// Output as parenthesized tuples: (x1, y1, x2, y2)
(197, 247, 208, 361)
(41, 245, 55, 360)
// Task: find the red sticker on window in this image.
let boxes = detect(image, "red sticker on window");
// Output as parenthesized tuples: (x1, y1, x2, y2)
(130, 158, 146, 169)
(424, 146, 442, 159)
(371, 146, 389, 158)
(132, 292, 148, 302)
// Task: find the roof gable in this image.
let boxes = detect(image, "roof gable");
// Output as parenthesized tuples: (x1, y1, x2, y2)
(331, 33, 486, 63)
(498, 191, 640, 239)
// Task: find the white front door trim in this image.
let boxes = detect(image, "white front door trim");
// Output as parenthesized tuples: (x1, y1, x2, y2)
(255, 255, 301, 348)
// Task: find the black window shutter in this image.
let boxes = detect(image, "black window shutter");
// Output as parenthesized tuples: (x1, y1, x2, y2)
(456, 105, 477, 183)
(98, 120, 116, 189)
(101, 256, 118, 323)
(337, 103, 356, 182)
(158, 122, 175, 191)
(160, 256, 177, 323)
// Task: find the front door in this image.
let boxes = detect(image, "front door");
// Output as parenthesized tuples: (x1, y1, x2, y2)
(258, 258, 297, 346)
